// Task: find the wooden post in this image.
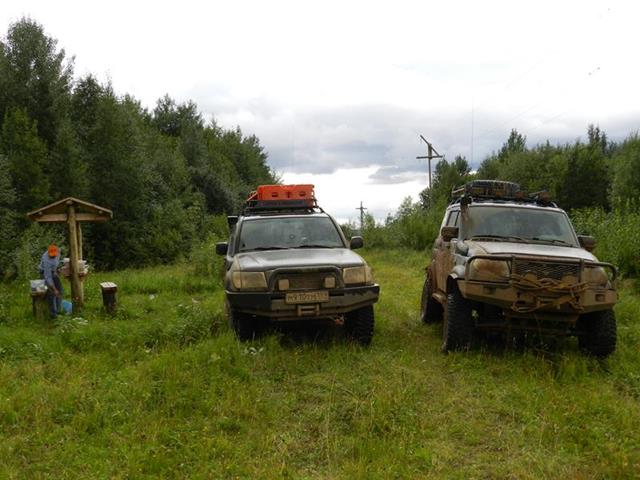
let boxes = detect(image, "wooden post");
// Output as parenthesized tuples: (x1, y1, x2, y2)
(427, 143, 433, 189)
(100, 282, 118, 314)
(32, 292, 49, 320)
(416, 136, 444, 194)
(77, 223, 83, 261)
(67, 204, 83, 311)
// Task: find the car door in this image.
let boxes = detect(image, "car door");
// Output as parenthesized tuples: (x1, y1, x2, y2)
(435, 209, 460, 293)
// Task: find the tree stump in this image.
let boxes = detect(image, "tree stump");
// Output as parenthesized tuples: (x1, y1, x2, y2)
(100, 282, 118, 314)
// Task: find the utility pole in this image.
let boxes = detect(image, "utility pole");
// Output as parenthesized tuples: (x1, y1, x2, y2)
(416, 135, 443, 189)
(356, 201, 367, 231)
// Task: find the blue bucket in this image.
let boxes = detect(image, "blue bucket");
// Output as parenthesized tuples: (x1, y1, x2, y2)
(61, 300, 73, 315)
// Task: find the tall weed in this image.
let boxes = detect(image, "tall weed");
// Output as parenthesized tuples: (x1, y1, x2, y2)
(13, 223, 66, 281)
(361, 200, 443, 252)
(190, 214, 229, 278)
(0, 290, 9, 324)
(571, 208, 640, 276)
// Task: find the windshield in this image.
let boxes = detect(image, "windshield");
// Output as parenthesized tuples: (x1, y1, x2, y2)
(462, 206, 578, 246)
(238, 216, 345, 252)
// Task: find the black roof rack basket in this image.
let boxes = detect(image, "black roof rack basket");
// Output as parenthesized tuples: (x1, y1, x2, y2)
(243, 198, 324, 215)
(450, 180, 555, 207)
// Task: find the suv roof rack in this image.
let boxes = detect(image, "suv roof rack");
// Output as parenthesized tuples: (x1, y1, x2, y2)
(242, 184, 325, 215)
(450, 180, 556, 207)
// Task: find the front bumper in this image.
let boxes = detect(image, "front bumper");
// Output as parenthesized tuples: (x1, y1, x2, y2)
(458, 279, 617, 315)
(225, 284, 380, 320)
(458, 254, 618, 316)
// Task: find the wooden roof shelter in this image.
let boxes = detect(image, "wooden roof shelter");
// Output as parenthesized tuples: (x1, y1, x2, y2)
(28, 197, 113, 312)
(28, 197, 113, 223)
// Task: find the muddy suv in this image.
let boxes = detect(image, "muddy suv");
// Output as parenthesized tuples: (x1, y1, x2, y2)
(216, 185, 379, 344)
(421, 180, 617, 356)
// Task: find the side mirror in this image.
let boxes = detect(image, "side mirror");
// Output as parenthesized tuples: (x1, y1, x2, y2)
(215, 242, 228, 256)
(227, 216, 238, 227)
(350, 236, 364, 249)
(441, 226, 459, 242)
(578, 235, 595, 252)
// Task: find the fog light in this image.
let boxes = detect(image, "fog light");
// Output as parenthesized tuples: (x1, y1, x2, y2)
(324, 276, 336, 289)
(278, 279, 290, 291)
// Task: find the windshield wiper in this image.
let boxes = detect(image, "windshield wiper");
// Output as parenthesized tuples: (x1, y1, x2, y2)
(296, 244, 336, 248)
(471, 235, 527, 242)
(528, 237, 573, 246)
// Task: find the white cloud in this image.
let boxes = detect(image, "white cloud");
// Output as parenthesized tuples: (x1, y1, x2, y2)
(282, 167, 426, 224)
(2, 0, 639, 218)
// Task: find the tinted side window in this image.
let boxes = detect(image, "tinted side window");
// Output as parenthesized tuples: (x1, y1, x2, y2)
(446, 211, 459, 227)
(441, 211, 452, 228)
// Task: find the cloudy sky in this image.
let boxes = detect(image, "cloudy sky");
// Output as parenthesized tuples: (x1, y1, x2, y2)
(2, 0, 638, 222)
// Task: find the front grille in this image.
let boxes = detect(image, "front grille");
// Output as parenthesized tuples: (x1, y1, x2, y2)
(278, 273, 326, 290)
(513, 261, 580, 280)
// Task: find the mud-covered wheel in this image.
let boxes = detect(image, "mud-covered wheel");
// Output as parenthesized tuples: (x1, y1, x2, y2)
(345, 305, 375, 346)
(420, 271, 443, 324)
(578, 309, 617, 357)
(229, 308, 259, 341)
(442, 285, 474, 352)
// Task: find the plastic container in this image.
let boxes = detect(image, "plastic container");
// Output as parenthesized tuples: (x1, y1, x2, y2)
(61, 258, 89, 277)
(61, 300, 73, 315)
(30, 279, 47, 293)
(256, 184, 315, 200)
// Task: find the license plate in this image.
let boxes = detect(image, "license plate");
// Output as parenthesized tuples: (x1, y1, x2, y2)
(285, 291, 329, 304)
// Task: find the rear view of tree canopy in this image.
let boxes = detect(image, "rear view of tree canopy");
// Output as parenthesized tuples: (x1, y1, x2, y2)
(0, 18, 275, 277)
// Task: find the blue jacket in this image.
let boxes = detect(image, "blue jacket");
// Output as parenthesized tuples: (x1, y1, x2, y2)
(39, 251, 60, 288)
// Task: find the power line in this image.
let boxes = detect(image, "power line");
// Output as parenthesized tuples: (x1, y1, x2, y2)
(474, 64, 603, 143)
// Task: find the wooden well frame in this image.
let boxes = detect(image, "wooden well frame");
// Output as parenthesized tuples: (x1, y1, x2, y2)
(28, 197, 113, 313)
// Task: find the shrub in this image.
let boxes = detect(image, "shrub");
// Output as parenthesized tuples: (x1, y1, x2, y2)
(571, 208, 640, 277)
(360, 197, 444, 252)
(190, 214, 228, 278)
(14, 223, 66, 281)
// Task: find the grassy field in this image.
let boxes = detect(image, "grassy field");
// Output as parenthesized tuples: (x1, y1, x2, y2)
(1, 249, 639, 479)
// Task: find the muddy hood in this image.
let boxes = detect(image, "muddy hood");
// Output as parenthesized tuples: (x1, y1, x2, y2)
(466, 241, 599, 262)
(235, 248, 366, 271)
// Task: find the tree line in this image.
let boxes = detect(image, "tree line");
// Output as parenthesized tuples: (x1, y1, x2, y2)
(0, 18, 276, 278)
(3, 18, 638, 279)
(419, 125, 640, 211)
(360, 127, 640, 276)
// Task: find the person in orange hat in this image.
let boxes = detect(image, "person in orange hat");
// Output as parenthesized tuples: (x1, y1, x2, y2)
(39, 244, 63, 318)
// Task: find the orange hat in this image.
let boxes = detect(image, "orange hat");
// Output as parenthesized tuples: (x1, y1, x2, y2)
(48, 244, 59, 257)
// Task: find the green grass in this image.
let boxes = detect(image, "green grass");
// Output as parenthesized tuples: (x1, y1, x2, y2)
(1, 250, 639, 478)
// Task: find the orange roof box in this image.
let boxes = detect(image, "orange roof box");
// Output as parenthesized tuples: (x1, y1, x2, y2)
(254, 184, 315, 201)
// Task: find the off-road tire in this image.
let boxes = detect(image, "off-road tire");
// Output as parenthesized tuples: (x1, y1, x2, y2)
(578, 309, 617, 357)
(420, 272, 443, 324)
(345, 305, 375, 346)
(229, 308, 259, 341)
(442, 286, 474, 352)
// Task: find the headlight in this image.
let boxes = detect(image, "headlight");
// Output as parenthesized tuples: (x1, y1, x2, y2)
(468, 259, 510, 282)
(231, 271, 268, 290)
(343, 265, 373, 285)
(583, 266, 609, 287)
